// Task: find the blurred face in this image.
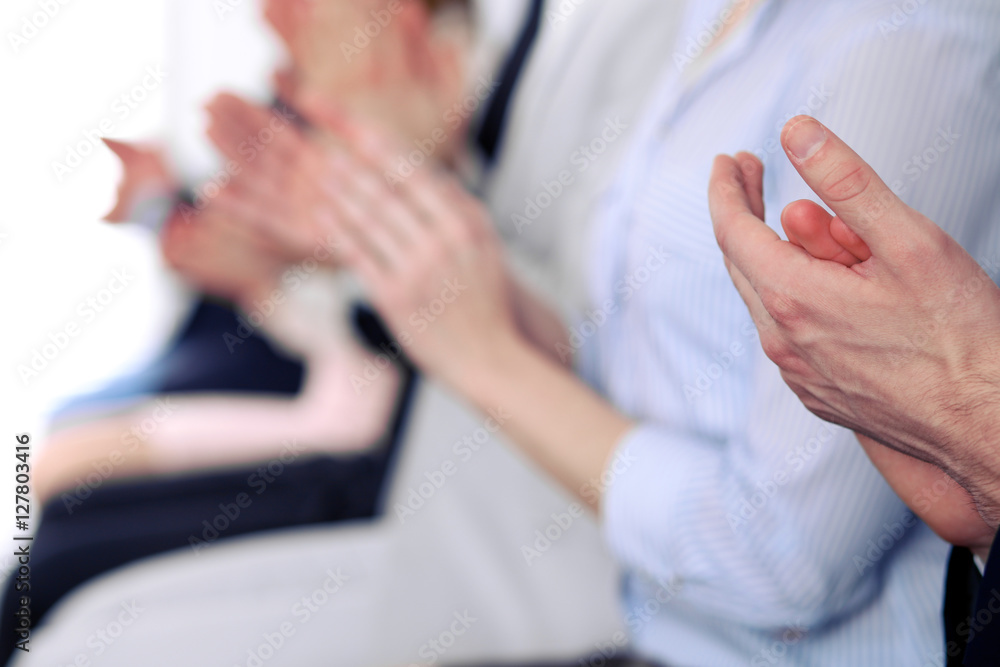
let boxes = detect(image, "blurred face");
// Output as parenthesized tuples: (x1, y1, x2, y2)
(264, 0, 471, 156)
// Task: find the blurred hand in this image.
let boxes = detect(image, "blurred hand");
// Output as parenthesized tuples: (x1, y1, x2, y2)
(102, 139, 175, 223)
(161, 201, 286, 308)
(317, 121, 518, 384)
(205, 93, 343, 264)
(709, 116, 1000, 540)
(102, 136, 285, 304)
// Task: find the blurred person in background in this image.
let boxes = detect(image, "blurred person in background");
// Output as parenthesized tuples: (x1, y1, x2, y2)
(33, 0, 480, 497)
(197, 0, 1000, 664)
(12, 2, 688, 666)
(2, 0, 482, 659)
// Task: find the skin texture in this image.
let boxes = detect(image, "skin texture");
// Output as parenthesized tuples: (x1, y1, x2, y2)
(708, 115, 1000, 558)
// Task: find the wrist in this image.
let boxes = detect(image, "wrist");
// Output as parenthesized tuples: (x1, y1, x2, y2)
(943, 373, 1000, 525)
(444, 328, 535, 402)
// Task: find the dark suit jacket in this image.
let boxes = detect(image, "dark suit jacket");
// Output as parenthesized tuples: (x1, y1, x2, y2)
(945, 543, 1000, 665)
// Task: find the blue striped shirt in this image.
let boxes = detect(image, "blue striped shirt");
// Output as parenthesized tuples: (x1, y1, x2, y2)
(582, 1, 1000, 664)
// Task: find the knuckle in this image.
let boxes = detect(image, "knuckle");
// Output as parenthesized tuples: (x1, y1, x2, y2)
(822, 164, 895, 229)
(920, 223, 952, 255)
(824, 164, 871, 201)
(894, 224, 944, 268)
(713, 221, 733, 252)
(760, 334, 794, 367)
(822, 164, 872, 204)
(779, 355, 816, 383)
(760, 288, 803, 326)
(711, 176, 742, 204)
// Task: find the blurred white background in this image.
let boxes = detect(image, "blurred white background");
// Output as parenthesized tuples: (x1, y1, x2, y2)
(0, 0, 281, 575)
(1, 0, 169, 450)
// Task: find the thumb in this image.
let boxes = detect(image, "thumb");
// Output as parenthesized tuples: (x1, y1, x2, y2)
(780, 116, 918, 257)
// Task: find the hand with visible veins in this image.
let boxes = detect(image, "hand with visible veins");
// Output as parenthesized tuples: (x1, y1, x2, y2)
(774, 155, 994, 555)
(709, 116, 1000, 558)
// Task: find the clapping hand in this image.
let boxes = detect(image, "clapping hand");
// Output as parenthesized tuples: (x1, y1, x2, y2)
(709, 116, 1000, 553)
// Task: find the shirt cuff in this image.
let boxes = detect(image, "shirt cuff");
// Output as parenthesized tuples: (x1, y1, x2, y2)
(600, 421, 722, 587)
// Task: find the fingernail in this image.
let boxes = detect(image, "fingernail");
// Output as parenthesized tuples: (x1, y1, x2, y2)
(786, 118, 827, 161)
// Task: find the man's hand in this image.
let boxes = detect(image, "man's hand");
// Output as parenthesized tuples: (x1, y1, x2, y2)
(760, 127, 996, 557)
(708, 116, 1000, 545)
(854, 434, 994, 557)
